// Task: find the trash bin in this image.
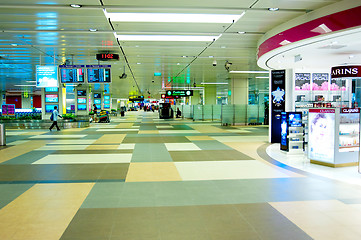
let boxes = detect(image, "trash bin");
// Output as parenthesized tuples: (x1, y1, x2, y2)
(0, 124, 5, 146)
(121, 111, 125, 117)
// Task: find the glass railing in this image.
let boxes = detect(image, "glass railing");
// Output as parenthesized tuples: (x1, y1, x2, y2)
(170, 104, 266, 125)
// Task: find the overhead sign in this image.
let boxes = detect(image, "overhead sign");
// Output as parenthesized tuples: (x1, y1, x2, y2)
(96, 53, 119, 61)
(59, 65, 85, 68)
(166, 90, 193, 97)
(36, 65, 58, 88)
(331, 65, 361, 78)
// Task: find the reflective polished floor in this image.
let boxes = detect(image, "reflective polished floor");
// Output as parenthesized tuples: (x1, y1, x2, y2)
(1, 111, 361, 240)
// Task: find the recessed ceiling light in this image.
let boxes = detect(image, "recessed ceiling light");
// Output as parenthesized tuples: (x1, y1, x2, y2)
(177, 63, 180, 65)
(221, 46, 226, 48)
(135, 45, 139, 47)
(256, 76, 269, 79)
(182, 56, 187, 58)
(115, 34, 220, 42)
(349, 55, 355, 59)
(137, 62, 141, 65)
(237, 31, 245, 34)
(70, 4, 82, 8)
(89, 28, 97, 32)
(11, 43, 18, 46)
(268, 7, 279, 11)
(104, 11, 245, 23)
(209, 56, 214, 58)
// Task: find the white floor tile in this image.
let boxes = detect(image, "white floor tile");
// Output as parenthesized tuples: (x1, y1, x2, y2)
(30, 135, 86, 139)
(6, 132, 30, 136)
(175, 160, 296, 181)
(156, 126, 173, 129)
(33, 153, 132, 164)
(213, 136, 268, 142)
(35, 145, 90, 150)
(165, 143, 201, 151)
(118, 144, 136, 149)
(7, 140, 29, 145)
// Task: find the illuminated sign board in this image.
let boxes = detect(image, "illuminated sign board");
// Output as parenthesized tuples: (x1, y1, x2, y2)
(36, 65, 58, 88)
(1, 104, 15, 116)
(96, 53, 119, 61)
(331, 65, 361, 78)
(165, 90, 193, 97)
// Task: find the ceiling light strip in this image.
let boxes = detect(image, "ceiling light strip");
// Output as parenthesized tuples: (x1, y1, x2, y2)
(115, 35, 220, 42)
(104, 11, 244, 23)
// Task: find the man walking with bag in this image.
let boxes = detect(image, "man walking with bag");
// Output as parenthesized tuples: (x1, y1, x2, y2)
(49, 106, 62, 131)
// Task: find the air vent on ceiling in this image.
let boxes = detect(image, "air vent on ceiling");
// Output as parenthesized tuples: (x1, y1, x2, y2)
(318, 44, 347, 49)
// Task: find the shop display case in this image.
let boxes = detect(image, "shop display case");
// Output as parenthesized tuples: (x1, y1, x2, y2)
(280, 112, 304, 153)
(308, 108, 360, 167)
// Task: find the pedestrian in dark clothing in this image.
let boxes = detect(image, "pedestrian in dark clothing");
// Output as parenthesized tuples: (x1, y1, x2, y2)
(49, 106, 62, 131)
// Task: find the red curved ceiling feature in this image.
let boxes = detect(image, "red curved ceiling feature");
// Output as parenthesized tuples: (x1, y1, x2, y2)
(257, 5, 361, 59)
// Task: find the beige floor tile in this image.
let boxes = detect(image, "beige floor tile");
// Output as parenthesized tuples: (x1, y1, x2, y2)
(92, 134, 126, 145)
(126, 162, 182, 182)
(0, 183, 94, 240)
(86, 144, 120, 150)
(186, 136, 214, 141)
(115, 123, 135, 128)
(188, 125, 228, 133)
(0, 140, 47, 163)
(270, 200, 361, 240)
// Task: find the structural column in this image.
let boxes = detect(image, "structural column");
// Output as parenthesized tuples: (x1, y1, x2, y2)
(230, 78, 248, 105)
(204, 85, 217, 105)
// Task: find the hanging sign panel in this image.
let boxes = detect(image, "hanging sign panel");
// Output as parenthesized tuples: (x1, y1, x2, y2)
(36, 65, 59, 88)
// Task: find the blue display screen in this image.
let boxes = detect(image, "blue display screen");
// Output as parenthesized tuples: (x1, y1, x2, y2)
(78, 104, 86, 110)
(77, 90, 86, 96)
(60, 68, 85, 83)
(87, 68, 111, 83)
(280, 112, 288, 150)
(289, 113, 302, 127)
(96, 105, 101, 109)
(104, 105, 110, 109)
(104, 100, 110, 104)
(36, 65, 58, 88)
(94, 93, 101, 98)
(94, 99, 101, 104)
(45, 87, 58, 92)
(45, 94, 58, 103)
(77, 98, 86, 104)
(104, 95, 110, 100)
(45, 105, 58, 113)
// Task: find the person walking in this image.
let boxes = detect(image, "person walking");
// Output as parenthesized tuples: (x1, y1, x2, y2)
(49, 106, 62, 131)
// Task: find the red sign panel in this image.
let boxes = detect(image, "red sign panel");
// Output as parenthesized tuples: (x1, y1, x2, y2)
(341, 108, 360, 114)
(331, 65, 361, 78)
(309, 108, 335, 113)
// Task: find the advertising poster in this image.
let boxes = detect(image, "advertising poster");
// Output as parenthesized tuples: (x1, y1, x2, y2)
(36, 65, 58, 88)
(271, 70, 286, 143)
(308, 109, 335, 163)
(280, 112, 288, 151)
(295, 73, 311, 91)
(312, 73, 329, 91)
(330, 78, 346, 91)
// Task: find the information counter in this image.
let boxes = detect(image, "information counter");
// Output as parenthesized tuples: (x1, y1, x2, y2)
(308, 108, 360, 167)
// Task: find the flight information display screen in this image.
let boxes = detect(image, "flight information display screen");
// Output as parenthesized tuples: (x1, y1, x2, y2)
(87, 68, 111, 83)
(60, 68, 85, 83)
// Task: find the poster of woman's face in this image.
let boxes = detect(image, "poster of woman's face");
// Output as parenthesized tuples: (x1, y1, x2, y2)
(308, 110, 335, 163)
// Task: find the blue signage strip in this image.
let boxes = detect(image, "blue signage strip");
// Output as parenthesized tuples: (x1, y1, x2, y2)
(59, 65, 85, 68)
(86, 65, 111, 68)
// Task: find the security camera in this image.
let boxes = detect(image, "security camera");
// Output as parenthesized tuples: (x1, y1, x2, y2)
(213, 60, 217, 66)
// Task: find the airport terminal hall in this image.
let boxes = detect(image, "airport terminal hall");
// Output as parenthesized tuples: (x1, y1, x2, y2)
(1, 0, 361, 240)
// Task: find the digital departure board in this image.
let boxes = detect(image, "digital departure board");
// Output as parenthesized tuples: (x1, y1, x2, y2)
(60, 68, 85, 83)
(87, 68, 111, 83)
